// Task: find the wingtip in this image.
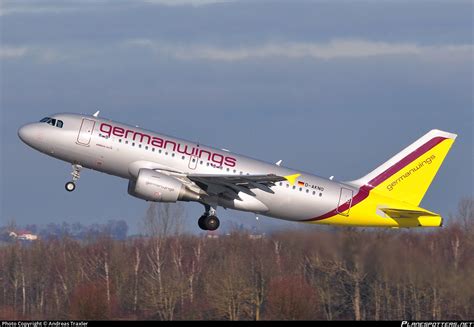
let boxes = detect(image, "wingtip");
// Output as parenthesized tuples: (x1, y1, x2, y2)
(284, 173, 301, 186)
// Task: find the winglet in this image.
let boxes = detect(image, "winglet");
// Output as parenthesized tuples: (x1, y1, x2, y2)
(275, 160, 283, 166)
(285, 173, 301, 185)
(93, 110, 100, 118)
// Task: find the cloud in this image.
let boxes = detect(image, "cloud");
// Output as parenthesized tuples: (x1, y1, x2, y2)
(0, 45, 66, 62)
(0, 3, 85, 16)
(0, 0, 234, 16)
(4, 39, 472, 64)
(126, 39, 474, 61)
(143, 0, 233, 5)
(0, 46, 28, 59)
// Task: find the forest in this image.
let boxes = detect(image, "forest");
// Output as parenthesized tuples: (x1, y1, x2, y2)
(0, 198, 472, 320)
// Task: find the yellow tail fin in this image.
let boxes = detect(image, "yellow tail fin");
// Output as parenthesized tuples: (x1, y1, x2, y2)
(350, 129, 457, 206)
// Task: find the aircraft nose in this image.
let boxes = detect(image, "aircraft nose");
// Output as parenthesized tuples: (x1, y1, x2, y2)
(18, 124, 35, 145)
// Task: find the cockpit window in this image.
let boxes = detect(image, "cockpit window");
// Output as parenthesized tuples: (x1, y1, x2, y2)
(39, 117, 64, 128)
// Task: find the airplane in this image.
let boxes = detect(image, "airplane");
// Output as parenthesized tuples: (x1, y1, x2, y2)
(18, 112, 457, 231)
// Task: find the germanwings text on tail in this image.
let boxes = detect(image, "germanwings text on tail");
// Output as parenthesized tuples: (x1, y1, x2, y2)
(18, 112, 457, 230)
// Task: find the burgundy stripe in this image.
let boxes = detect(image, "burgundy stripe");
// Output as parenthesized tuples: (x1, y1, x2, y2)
(365, 136, 446, 189)
(302, 136, 447, 222)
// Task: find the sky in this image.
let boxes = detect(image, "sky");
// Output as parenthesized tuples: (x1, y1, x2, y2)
(1, 0, 473, 234)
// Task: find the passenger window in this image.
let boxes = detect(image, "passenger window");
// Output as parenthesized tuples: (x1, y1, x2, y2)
(56, 120, 64, 128)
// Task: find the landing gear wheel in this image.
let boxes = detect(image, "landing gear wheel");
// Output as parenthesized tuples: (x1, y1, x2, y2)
(65, 181, 76, 192)
(204, 215, 220, 231)
(198, 215, 208, 230)
(66, 164, 82, 192)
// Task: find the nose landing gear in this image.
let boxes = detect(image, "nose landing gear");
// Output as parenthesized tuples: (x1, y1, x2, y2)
(65, 181, 76, 192)
(198, 205, 220, 231)
(65, 164, 82, 192)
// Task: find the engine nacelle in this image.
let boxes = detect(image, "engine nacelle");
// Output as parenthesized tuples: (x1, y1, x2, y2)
(128, 169, 200, 203)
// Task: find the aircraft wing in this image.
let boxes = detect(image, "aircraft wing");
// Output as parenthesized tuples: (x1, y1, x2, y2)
(186, 173, 287, 200)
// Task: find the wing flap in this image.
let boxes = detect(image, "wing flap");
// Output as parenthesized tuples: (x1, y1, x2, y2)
(187, 173, 286, 198)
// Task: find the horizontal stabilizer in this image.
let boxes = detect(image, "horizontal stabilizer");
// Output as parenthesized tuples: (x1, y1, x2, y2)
(380, 208, 439, 219)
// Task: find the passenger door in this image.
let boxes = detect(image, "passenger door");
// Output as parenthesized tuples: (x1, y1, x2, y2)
(77, 118, 95, 146)
(336, 187, 353, 216)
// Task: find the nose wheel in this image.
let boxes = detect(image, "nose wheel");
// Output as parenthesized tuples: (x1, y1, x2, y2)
(198, 205, 220, 231)
(65, 164, 82, 192)
(65, 181, 76, 192)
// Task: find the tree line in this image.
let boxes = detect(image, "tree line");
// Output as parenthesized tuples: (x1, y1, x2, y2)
(0, 198, 472, 320)
(1, 220, 128, 242)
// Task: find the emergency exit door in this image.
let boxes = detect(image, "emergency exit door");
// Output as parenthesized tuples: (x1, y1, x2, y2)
(188, 155, 199, 170)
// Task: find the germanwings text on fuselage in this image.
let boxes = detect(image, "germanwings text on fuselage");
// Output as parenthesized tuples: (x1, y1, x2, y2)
(100, 122, 236, 168)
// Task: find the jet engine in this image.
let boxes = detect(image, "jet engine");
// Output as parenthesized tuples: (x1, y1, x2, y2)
(128, 169, 200, 203)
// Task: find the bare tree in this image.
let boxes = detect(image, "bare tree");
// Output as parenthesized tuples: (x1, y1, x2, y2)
(144, 238, 187, 320)
(265, 275, 318, 320)
(133, 245, 141, 314)
(142, 203, 185, 238)
(304, 255, 340, 320)
(455, 198, 474, 230)
(205, 252, 253, 320)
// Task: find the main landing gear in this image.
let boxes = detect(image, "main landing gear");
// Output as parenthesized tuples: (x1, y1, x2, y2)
(65, 164, 82, 192)
(198, 205, 220, 231)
